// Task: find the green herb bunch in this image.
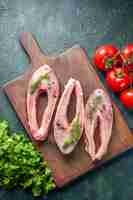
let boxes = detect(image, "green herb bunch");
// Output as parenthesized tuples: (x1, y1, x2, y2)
(0, 120, 55, 197)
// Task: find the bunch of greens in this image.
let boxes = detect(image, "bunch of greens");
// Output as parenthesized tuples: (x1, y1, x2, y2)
(0, 120, 55, 197)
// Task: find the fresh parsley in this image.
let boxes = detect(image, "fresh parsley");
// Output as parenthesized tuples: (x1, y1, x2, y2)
(0, 120, 55, 197)
(30, 73, 49, 94)
(112, 105, 115, 113)
(63, 117, 81, 147)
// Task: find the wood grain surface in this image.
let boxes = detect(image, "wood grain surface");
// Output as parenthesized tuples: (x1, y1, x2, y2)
(3, 32, 133, 187)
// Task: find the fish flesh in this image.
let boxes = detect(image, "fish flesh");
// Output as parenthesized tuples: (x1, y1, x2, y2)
(27, 64, 60, 141)
(54, 78, 84, 154)
(85, 89, 113, 161)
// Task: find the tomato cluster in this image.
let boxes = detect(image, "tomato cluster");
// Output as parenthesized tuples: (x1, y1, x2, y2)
(93, 44, 133, 109)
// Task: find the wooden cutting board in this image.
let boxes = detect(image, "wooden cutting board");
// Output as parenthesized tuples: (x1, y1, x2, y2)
(3, 32, 133, 188)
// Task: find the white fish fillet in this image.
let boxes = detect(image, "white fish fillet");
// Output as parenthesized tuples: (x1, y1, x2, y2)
(85, 89, 113, 161)
(27, 64, 60, 141)
(54, 78, 84, 154)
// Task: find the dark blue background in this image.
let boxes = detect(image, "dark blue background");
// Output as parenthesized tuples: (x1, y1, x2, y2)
(0, 0, 133, 199)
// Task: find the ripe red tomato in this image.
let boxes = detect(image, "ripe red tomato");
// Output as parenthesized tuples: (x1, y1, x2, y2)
(93, 45, 121, 71)
(106, 68, 130, 93)
(122, 44, 133, 72)
(120, 88, 133, 109)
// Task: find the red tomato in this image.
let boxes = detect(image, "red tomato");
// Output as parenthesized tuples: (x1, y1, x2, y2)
(114, 54, 123, 67)
(120, 88, 133, 109)
(122, 44, 133, 72)
(93, 45, 121, 71)
(106, 68, 130, 93)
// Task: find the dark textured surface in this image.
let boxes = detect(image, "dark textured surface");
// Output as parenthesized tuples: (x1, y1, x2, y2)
(0, 0, 133, 199)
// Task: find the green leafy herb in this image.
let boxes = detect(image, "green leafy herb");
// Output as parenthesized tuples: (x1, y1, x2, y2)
(89, 95, 102, 118)
(63, 117, 80, 147)
(0, 120, 55, 197)
(93, 95, 102, 107)
(112, 105, 115, 113)
(30, 73, 49, 94)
